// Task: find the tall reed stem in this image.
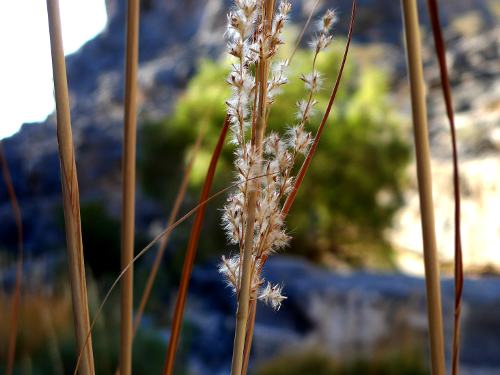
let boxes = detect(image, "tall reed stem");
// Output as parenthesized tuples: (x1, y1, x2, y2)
(120, 0, 140, 374)
(1, 142, 23, 375)
(46, 1, 95, 373)
(401, 1, 445, 374)
(230, 2, 275, 374)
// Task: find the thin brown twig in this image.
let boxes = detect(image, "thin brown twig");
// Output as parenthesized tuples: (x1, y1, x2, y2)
(120, 1, 140, 373)
(425, 1, 463, 373)
(401, 1, 446, 374)
(46, 0, 95, 373)
(0, 142, 23, 375)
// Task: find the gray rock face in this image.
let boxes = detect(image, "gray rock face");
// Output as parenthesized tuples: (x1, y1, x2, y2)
(185, 257, 500, 374)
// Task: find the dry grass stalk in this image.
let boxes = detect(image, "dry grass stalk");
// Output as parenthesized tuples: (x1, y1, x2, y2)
(119, 0, 140, 374)
(133, 120, 206, 335)
(401, 1, 445, 374)
(241, 4, 357, 371)
(230, 1, 276, 374)
(45, 0, 95, 373)
(425, 1, 463, 372)
(162, 117, 230, 375)
(216, 1, 343, 374)
(0, 142, 24, 375)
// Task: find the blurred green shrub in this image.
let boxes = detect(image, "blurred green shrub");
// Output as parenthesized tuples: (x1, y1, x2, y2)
(255, 351, 428, 375)
(139, 42, 410, 268)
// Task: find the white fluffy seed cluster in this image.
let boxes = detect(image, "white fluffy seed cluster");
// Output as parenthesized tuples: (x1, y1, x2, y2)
(220, 1, 337, 311)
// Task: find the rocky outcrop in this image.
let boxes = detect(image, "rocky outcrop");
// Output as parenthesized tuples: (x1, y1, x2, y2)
(183, 257, 500, 374)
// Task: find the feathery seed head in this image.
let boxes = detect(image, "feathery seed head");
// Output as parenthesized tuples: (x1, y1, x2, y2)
(318, 9, 337, 33)
(301, 71, 323, 93)
(258, 282, 287, 310)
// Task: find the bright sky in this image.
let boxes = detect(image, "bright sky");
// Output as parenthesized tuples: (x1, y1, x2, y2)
(0, 0, 107, 139)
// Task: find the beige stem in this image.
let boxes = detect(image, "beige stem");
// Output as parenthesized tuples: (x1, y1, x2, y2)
(401, 1, 445, 374)
(120, 0, 140, 374)
(46, 0, 95, 373)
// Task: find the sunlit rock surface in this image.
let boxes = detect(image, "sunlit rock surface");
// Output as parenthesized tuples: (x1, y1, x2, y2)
(390, 26, 500, 274)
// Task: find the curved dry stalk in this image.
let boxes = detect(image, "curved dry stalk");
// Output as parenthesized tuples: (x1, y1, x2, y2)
(0, 142, 24, 375)
(401, 1, 446, 374)
(133, 121, 206, 336)
(120, 1, 140, 373)
(282, 0, 356, 216)
(46, 1, 95, 373)
(162, 117, 229, 375)
(425, 1, 463, 373)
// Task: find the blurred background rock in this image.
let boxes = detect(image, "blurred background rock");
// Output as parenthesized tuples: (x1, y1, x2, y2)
(0, 0, 498, 374)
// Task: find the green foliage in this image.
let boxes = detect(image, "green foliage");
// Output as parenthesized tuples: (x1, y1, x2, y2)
(139, 42, 410, 268)
(255, 351, 428, 375)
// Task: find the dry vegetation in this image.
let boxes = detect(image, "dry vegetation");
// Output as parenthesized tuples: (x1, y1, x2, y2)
(1, 0, 463, 374)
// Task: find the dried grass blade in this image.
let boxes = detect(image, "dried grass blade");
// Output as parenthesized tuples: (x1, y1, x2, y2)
(282, 0, 357, 216)
(120, 0, 140, 373)
(162, 116, 229, 375)
(45, 0, 95, 373)
(425, 1, 463, 373)
(0, 142, 24, 375)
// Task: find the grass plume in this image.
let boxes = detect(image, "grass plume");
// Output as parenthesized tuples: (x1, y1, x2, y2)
(241, 3, 357, 371)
